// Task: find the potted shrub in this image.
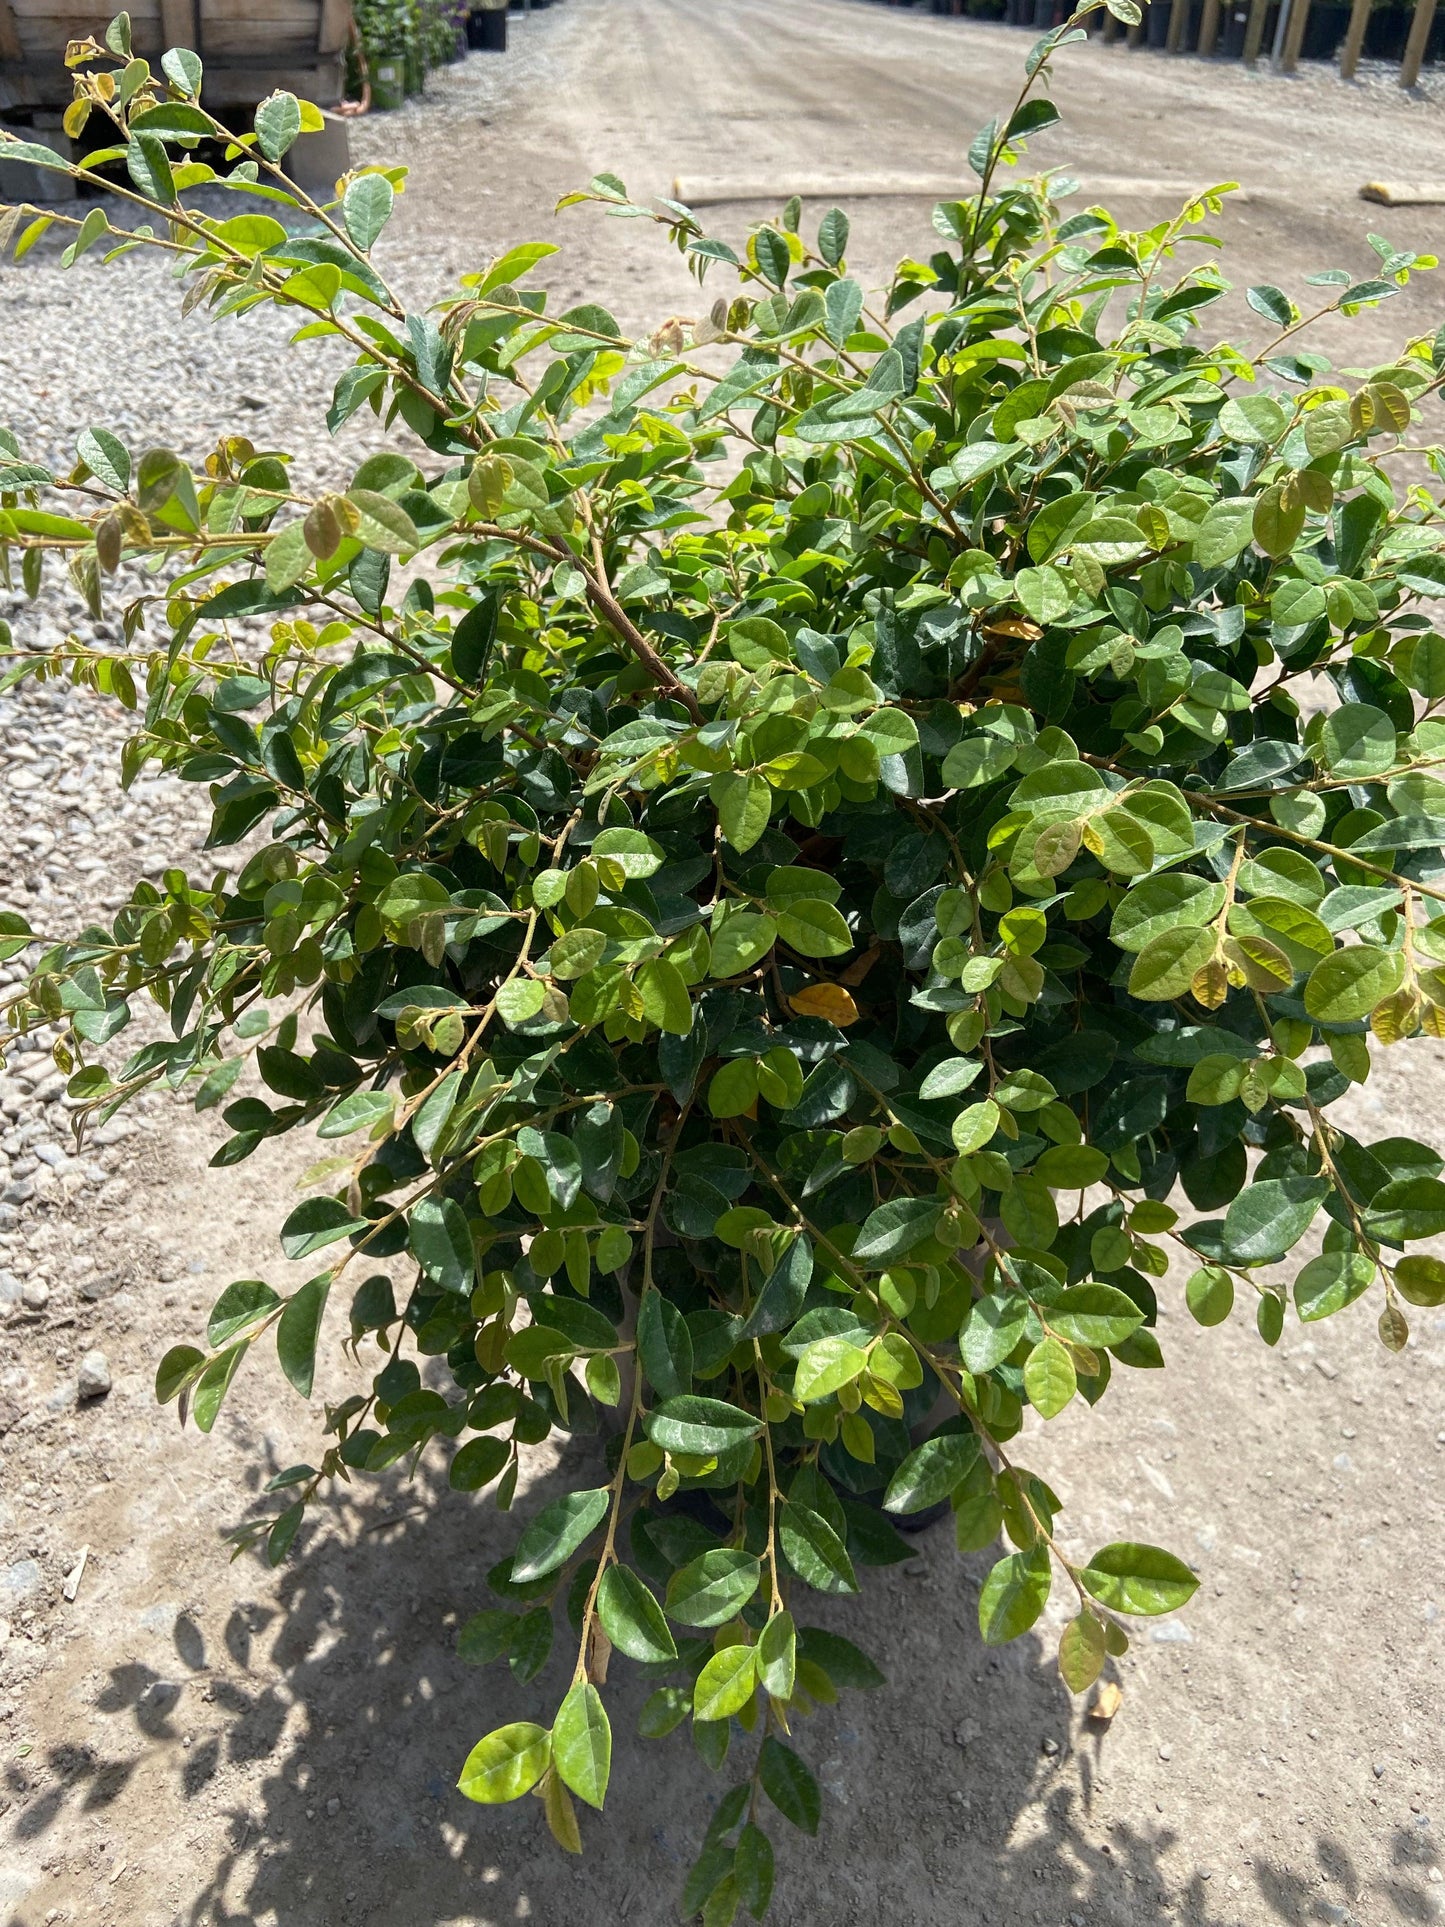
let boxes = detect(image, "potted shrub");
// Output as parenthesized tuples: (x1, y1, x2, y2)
(4, 7, 1444, 1918)
(355, 0, 410, 107)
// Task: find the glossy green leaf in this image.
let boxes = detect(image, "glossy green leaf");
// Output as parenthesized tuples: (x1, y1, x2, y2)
(884, 1432, 980, 1513)
(1220, 1177, 1329, 1265)
(978, 1546, 1052, 1644)
(666, 1551, 762, 1627)
(644, 1396, 761, 1455)
(279, 1196, 367, 1260)
(457, 1723, 551, 1804)
(756, 1611, 796, 1700)
(597, 1565, 678, 1663)
(276, 1273, 330, 1398)
(1023, 1335, 1076, 1418)
(693, 1644, 757, 1721)
(510, 1487, 610, 1583)
(779, 1501, 858, 1593)
(552, 1681, 611, 1808)
(1080, 1541, 1199, 1615)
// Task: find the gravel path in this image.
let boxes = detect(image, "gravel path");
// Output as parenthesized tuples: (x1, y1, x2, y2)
(2, 6, 1444, 1925)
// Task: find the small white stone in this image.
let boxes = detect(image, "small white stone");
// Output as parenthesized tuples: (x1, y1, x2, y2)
(77, 1350, 112, 1399)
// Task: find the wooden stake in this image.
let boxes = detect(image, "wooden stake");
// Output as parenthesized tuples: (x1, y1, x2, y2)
(1339, 0, 1370, 75)
(1400, 0, 1440, 85)
(1279, 0, 1312, 68)
(1167, 0, 1190, 49)
(1198, 0, 1223, 51)
(1242, 0, 1271, 61)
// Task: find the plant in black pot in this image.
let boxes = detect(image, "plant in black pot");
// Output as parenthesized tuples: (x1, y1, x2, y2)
(5, 7, 1445, 1922)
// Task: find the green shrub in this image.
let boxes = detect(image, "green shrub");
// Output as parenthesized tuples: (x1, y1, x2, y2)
(4, 7, 1445, 1915)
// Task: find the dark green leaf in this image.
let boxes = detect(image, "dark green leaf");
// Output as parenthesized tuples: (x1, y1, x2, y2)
(884, 1432, 980, 1513)
(778, 1501, 858, 1594)
(510, 1487, 610, 1583)
(666, 1550, 761, 1627)
(279, 1196, 368, 1260)
(597, 1565, 678, 1663)
(276, 1273, 330, 1398)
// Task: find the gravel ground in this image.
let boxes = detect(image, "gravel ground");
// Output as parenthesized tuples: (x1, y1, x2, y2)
(2, 5, 1445, 1925)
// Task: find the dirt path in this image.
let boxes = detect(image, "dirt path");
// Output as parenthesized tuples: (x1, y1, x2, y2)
(2, 5, 1444, 1924)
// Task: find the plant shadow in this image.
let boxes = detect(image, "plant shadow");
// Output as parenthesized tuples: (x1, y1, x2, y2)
(5, 1432, 1435, 1927)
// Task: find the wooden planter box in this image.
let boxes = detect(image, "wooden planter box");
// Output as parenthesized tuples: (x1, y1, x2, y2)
(0, 0, 352, 114)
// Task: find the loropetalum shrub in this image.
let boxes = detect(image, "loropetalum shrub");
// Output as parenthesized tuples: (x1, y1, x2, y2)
(5, 9, 1445, 1913)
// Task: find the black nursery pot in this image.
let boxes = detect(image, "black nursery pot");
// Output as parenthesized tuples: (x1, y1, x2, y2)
(1364, 4, 1409, 57)
(1301, 1, 1350, 55)
(1147, 0, 1174, 43)
(1221, 3, 1250, 53)
(469, 6, 508, 47)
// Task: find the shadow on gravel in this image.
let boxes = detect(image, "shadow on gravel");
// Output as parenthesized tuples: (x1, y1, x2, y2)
(9, 1434, 1434, 1927)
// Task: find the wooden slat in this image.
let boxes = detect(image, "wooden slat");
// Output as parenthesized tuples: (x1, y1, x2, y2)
(1242, 0, 1270, 61)
(9, 0, 162, 21)
(1197, 0, 1222, 52)
(1166, 0, 1189, 49)
(205, 29, 315, 58)
(202, 0, 319, 24)
(316, 0, 349, 55)
(1338, 0, 1370, 73)
(159, 0, 196, 46)
(2, 0, 341, 104)
(201, 0, 316, 19)
(1400, 0, 1439, 84)
(0, 0, 24, 63)
(200, 56, 343, 107)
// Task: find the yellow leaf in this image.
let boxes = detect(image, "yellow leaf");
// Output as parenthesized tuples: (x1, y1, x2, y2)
(543, 1770, 582, 1854)
(1222, 933, 1292, 993)
(1370, 986, 1420, 1045)
(1090, 1680, 1123, 1722)
(788, 983, 860, 1026)
(983, 616, 1043, 642)
(1190, 957, 1230, 1010)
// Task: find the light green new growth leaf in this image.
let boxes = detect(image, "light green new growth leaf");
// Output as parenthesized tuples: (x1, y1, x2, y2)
(457, 1723, 552, 1804)
(1024, 1335, 1076, 1419)
(693, 1644, 758, 1722)
(552, 1682, 611, 1809)
(978, 1546, 1052, 1644)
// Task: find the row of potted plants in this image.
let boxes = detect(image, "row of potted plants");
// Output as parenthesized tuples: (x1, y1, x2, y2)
(908, 0, 1444, 63)
(351, 0, 472, 109)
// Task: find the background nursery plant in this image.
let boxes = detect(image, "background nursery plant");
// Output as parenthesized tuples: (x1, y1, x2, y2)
(5, 8, 1445, 1916)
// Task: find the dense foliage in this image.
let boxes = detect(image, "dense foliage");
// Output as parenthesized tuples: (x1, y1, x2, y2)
(5, 9, 1445, 1916)
(353, 0, 467, 71)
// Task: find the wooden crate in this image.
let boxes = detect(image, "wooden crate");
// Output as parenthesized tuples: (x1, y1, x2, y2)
(1, 0, 351, 113)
